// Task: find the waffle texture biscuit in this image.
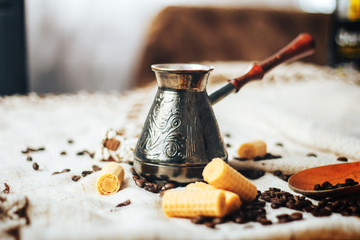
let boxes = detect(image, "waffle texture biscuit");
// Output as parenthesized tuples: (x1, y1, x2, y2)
(202, 158, 257, 202)
(237, 140, 267, 159)
(186, 182, 241, 214)
(96, 162, 125, 195)
(162, 189, 226, 218)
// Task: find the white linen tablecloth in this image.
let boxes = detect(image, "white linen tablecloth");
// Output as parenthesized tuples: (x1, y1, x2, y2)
(1, 62, 360, 240)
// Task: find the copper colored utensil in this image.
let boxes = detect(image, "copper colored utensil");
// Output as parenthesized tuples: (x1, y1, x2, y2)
(288, 162, 360, 199)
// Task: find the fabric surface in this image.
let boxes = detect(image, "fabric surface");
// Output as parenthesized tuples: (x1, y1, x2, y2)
(1, 62, 360, 239)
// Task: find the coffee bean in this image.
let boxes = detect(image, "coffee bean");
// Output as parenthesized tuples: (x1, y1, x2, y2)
(164, 183, 176, 190)
(314, 184, 321, 190)
(259, 218, 272, 225)
(276, 214, 291, 223)
(275, 142, 284, 147)
(135, 179, 145, 188)
(81, 170, 93, 177)
(60, 151, 67, 155)
(92, 165, 101, 172)
(190, 216, 208, 224)
(52, 171, 60, 175)
(271, 202, 280, 209)
(2, 183, 10, 194)
(345, 178, 356, 185)
(226, 143, 232, 148)
(336, 156, 348, 162)
(212, 217, 225, 225)
(26, 156, 32, 161)
(61, 168, 71, 173)
(71, 175, 81, 182)
(290, 212, 303, 221)
(67, 139, 74, 144)
(116, 199, 131, 208)
(32, 162, 39, 170)
(306, 153, 317, 157)
(204, 222, 216, 229)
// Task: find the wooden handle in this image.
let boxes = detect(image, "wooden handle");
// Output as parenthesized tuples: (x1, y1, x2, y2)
(229, 33, 315, 92)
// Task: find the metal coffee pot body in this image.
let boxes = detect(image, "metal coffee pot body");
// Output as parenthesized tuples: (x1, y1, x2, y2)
(134, 33, 315, 184)
(134, 64, 227, 183)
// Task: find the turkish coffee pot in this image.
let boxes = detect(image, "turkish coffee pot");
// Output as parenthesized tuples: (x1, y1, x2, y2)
(134, 33, 315, 184)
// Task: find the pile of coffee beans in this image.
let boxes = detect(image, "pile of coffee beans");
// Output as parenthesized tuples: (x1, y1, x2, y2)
(314, 178, 359, 191)
(188, 186, 360, 229)
(260, 188, 312, 211)
(130, 167, 177, 194)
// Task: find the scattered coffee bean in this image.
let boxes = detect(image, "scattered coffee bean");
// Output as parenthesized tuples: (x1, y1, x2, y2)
(212, 217, 225, 225)
(92, 165, 102, 172)
(277, 214, 291, 223)
(26, 156, 32, 161)
(275, 142, 284, 147)
(67, 139, 74, 144)
(21, 146, 46, 154)
(204, 222, 216, 229)
(164, 183, 176, 190)
(226, 143, 232, 148)
(116, 199, 131, 208)
(225, 133, 231, 138)
(259, 218, 272, 225)
(71, 175, 81, 182)
(290, 212, 303, 221)
(336, 156, 348, 162)
(52, 171, 60, 175)
(61, 168, 71, 173)
(60, 151, 67, 155)
(32, 162, 39, 170)
(2, 183, 10, 194)
(81, 170, 93, 177)
(190, 216, 208, 224)
(306, 153, 317, 157)
(76, 150, 95, 158)
(135, 179, 145, 188)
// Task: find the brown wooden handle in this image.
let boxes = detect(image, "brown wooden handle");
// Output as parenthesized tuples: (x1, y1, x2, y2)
(229, 33, 315, 92)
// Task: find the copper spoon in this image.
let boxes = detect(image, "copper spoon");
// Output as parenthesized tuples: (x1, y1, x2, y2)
(288, 162, 360, 199)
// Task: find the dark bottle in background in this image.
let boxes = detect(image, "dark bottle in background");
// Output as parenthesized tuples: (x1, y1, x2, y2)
(329, 0, 360, 70)
(0, 0, 28, 96)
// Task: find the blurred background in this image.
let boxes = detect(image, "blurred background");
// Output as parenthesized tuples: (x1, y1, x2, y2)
(1, 0, 359, 95)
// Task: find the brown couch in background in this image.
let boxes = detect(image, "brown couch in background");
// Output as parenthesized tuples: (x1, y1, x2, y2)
(135, 6, 331, 86)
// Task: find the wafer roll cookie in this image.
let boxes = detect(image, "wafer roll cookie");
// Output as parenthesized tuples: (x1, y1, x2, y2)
(162, 189, 226, 218)
(203, 158, 257, 202)
(186, 182, 241, 214)
(237, 140, 267, 159)
(96, 162, 124, 195)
